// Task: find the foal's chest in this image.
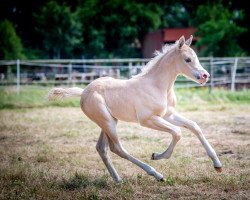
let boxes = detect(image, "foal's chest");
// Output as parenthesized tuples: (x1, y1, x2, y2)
(148, 91, 176, 117)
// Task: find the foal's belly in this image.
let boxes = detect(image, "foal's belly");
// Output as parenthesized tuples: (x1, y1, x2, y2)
(111, 109, 138, 123)
(105, 92, 139, 123)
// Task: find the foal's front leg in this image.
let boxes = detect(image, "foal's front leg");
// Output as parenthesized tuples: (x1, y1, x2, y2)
(140, 116, 182, 160)
(165, 112, 222, 172)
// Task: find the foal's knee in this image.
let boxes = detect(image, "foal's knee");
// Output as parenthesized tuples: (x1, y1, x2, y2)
(171, 127, 182, 141)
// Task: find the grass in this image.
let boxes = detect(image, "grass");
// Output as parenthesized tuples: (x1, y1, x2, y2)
(0, 86, 250, 199)
(177, 87, 250, 104)
(0, 85, 82, 109)
(0, 85, 249, 110)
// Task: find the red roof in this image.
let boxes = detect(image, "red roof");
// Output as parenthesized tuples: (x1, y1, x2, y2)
(163, 28, 197, 42)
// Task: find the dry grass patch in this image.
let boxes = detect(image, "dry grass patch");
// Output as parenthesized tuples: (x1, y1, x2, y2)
(0, 105, 250, 199)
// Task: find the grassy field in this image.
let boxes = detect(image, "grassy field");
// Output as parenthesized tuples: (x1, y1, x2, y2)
(0, 86, 250, 199)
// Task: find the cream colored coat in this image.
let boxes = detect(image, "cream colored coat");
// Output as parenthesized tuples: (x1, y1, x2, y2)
(48, 36, 222, 182)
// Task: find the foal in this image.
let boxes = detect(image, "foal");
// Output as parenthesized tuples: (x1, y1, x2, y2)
(48, 36, 222, 182)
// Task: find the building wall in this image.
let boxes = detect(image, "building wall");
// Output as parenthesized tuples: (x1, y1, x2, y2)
(142, 28, 197, 58)
(142, 30, 164, 58)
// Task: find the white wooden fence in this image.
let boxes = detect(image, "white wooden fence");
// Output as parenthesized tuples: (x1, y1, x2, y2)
(0, 57, 249, 94)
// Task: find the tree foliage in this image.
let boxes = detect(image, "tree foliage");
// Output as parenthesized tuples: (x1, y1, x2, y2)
(193, 2, 246, 56)
(0, 19, 25, 59)
(161, 2, 190, 28)
(35, 1, 82, 58)
(0, 0, 249, 59)
(78, 0, 165, 58)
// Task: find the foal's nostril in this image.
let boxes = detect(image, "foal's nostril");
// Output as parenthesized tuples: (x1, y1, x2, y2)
(202, 74, 208, 79)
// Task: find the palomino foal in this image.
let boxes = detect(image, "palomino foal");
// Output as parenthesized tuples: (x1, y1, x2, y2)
(48, 36, 222, 182)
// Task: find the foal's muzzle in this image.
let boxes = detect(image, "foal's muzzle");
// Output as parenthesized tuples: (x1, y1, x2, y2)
(195, 70, 210, 85)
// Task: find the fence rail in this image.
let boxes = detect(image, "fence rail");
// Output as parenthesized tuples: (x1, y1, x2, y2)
(0, 57, 249, 94)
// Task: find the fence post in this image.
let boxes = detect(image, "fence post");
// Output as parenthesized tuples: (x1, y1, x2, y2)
(128, 61, 132, 78)
(209, 57, 214, 93)
(231, 57, 238, 91)
(16, 59, 20, 95)
(116, 67, 120, 79)
(68, 62, 72, 86)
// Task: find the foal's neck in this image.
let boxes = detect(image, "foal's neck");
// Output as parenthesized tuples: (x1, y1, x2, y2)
(143, 50, 178, 94)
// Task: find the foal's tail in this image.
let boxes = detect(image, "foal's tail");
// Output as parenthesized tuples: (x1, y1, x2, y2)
(48, 87, 84, 101)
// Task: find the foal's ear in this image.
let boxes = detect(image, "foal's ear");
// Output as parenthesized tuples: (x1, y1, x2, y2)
(185, 35, 193, 46)
(178, 36, 185, 49)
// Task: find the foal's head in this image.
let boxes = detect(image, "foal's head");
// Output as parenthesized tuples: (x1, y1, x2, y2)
(175, 36, 209, 85)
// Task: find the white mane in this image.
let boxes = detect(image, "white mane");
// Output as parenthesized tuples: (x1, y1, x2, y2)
(134, 42, 177, 77)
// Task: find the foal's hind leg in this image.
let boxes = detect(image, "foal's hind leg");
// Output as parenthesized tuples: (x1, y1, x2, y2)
(96, 131, 122, 182)
(106, 132, 164, 181)
(83, 93, 163, 181)
(92, 107, 163, 180)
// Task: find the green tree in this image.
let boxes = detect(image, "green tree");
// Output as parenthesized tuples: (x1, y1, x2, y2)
(193, 2, 246, 56)
(78, 0, 165, 58)
(161, 2, 190, 28)
(35, 1, 83, 58)
(0, 19, 25, 59)
(1, 0, 250, 58)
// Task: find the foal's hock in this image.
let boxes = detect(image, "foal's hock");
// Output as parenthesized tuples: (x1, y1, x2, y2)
(48, 36, 222, 183)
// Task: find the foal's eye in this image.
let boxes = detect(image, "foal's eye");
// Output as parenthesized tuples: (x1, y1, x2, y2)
(185, 58, 191, 63)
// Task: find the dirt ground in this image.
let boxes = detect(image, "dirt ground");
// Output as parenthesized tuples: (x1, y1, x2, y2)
(0, 105, 250, 199)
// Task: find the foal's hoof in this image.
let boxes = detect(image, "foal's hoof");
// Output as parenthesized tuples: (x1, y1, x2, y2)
(214, 167, 223, 173)
(151, 153, 160, 160)
(114, 177, 123, 183)
(158, 177, 165, 182)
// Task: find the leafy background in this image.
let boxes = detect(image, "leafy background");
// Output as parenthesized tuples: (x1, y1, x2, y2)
(0, 0, 249, 59)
